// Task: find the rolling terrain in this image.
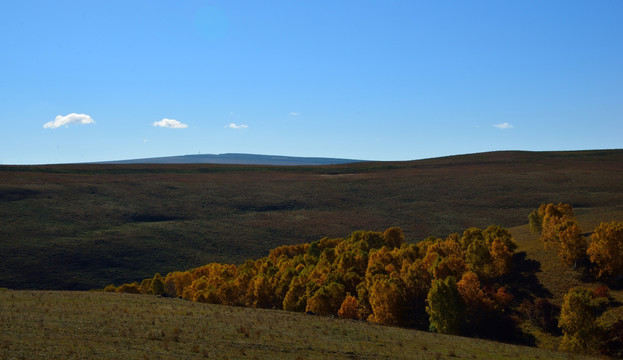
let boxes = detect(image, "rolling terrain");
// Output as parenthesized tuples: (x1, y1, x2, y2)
(0, 290, 601, 360)
(1, 150, 622, 290)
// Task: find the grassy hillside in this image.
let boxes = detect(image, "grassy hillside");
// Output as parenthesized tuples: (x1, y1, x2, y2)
(1, 150, 622, 290)
(508, 212, 623, 352)
(0, 290, 600, 360)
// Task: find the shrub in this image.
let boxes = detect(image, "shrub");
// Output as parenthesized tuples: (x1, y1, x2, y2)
(118, 282, 141, 294)
(526, 298, 560, 332)
(591, 285, 610, 299)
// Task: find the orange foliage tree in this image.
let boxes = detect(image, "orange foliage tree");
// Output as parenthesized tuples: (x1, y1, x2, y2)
(338, 294, 359, 319)
(367, 276, 405, 325)
(587, 221, 623, 279)
(530, 203, 586, 269)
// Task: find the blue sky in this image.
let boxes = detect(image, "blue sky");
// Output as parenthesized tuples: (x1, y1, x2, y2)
(1, 1, 622, 164)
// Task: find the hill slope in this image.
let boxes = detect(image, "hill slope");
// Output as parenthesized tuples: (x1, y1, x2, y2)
(1, 149, 622, 290)
(0, 290, 600, 360)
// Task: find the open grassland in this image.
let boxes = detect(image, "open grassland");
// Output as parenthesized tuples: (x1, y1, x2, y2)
(0, 290, 600, 360)
(1, 150, 622, 290)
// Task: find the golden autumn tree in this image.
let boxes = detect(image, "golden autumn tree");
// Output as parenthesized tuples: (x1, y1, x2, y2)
(539, 203, 577, 250)
(338, 293, 359, 320)
(530, 203, 585, 269)
(557, 222, 586, 269)
(139, 278, 153, 295)
(368, 276, 405, 325)
(117, 282, 140, 294)
(587, 221, 623, 278)
(164, 271, 192, 298)
(250, 274, 276, 309)
(490, 238, 512, 278)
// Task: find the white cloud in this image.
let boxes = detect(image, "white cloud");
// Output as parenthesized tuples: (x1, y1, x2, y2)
(289, 112, 299, 116)
(153, 118, 188, 128)
(225, 123, 248, 129)
(493, 122, 513, 129)
(44, 113, 95, 129)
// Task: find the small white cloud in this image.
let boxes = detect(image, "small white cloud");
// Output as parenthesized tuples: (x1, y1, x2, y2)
(289, 112, 299, 116)
(153, 119, 188, 128)
(225, 123, 248, 129)
(44, 113, 95, 129)
(493, 122, 513, 129)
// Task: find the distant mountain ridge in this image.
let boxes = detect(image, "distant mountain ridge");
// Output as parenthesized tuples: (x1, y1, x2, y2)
(102, 153, 365, 166)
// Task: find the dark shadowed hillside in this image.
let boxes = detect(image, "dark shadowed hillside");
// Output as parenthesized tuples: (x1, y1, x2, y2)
(1, 150, 622, 290)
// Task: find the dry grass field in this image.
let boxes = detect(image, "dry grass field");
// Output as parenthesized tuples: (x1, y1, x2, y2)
(0, 290, 601, 360)
(1, 150, 622, 290)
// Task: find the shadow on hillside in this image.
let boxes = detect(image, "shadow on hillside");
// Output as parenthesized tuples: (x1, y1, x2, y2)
(472, 316, 537, 347)
(507, 252, 552, 303)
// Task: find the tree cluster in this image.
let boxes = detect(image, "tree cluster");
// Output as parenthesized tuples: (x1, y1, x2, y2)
(107, 225, 516, 339)
(529, 203, 586, 269)
(530, 203, 623, 280)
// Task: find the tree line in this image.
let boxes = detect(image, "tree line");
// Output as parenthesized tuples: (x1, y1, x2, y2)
(106, 225, 516, 340)
(104, 203, 623, 356)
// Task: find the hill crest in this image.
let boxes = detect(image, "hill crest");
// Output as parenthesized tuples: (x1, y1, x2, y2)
(100, 153, 365, 166)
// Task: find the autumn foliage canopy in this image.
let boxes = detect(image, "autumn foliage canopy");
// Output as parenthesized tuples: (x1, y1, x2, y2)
(107, 225, 516, 339)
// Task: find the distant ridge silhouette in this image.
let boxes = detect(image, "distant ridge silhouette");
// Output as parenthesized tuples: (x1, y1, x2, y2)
(101, 153, 365, 166)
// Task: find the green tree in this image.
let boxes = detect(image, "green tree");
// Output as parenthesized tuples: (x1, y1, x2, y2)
(305, 282, 345, 316)
(465, 239, 492, 279)
(151, 273, 165, 295)
(483, 224, 517, 251)
(528, 207, 543, 235)
(382, 227, 405, 249)
(558, 288, 597, 354)
(283, 276, 308, 312)
(426, 276, 464, 335)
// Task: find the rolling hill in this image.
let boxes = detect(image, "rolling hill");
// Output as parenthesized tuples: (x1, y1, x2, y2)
(100, 153, 365, 165)
(1, 149, 622, 290)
